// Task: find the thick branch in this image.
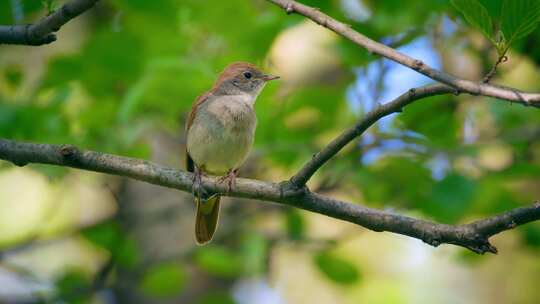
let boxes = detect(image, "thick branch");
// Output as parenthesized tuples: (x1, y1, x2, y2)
(290, 84, 453, 186)
(266, 0, 540, 107)
(0, 0, 99, 45)
(1, 138, 539, 254)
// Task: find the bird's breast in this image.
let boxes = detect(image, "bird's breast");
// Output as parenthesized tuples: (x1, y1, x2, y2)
(207, 96, 256, 130)
(187, 95, 257, 174)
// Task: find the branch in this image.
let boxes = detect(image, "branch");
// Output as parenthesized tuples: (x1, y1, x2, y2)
(266, 0, 540, 107)
(290, 83, 453, 186)
(1, 138, 539, 254)
(0, 0, 99, 46)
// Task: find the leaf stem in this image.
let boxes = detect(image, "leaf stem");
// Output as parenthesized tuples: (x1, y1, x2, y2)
(482, 50, 509, 84)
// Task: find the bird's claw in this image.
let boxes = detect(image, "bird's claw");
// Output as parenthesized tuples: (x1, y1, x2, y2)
(218, 169, 238, 193)
(192, 166, 209, 199)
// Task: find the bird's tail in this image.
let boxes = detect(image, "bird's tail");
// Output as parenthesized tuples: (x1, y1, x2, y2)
(195, 194, 221, 245)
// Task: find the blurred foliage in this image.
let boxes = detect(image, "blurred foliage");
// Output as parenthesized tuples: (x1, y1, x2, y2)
(194, 245, 244, 278)
(55, 269, 92, 304)
(285, 208, 305, 240)
(314, 251, 361, 285)
(82, 220, 140, 269)
(139, 262, 187, 298)
(1, 0, 540, 303)
(196, 290, 236, 304)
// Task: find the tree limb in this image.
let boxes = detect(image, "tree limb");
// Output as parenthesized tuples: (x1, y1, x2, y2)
(1, 138, 539, 254)
(290, 83, 453, 187)
(0, 0, 539, 256)
(0, 0, 99, 46)
(266, 0, 540, 107)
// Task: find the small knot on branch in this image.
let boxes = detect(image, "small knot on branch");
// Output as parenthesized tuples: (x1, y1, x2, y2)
(285, 3, 295, 14)
(280, 180, 309, 199)
(475, 242, 498, 254)
(59, 144, 79, 161)
(422, 231, 441, 247)
(412, 59, 424, 70)
(317, 17, 328, 27)
(12, 159, 28, 167)
(429, 239, 440, 247)
(42, 34, 56, 44)
(506, 220, 517, 229)
(466, 234, 498, 254)
(313, 17, 328, 27)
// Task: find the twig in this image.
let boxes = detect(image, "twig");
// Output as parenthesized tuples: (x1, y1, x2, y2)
(482, 53, 508, 83)
(0, 0, 99, 45)
(290, 84, 453, 186)
(265, 0, 540, 107)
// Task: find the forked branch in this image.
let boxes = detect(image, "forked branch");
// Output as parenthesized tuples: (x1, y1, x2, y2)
(1, 137, 539, 254)
(1, 0, 539, 255)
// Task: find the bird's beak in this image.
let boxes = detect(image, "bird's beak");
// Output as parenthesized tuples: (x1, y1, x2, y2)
(261, 74, 280, 81)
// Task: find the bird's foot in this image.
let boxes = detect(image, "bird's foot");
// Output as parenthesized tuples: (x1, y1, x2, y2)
(218, 169, 238, 192)
(192, 166, 209, 199)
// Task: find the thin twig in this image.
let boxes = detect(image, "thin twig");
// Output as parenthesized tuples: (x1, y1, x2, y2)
(290, 84, 453, 186)
(482, 53, 508, 83)
(265, 0, 540, 106)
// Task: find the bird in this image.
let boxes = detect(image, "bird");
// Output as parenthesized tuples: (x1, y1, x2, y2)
(185, 62, 279, 244)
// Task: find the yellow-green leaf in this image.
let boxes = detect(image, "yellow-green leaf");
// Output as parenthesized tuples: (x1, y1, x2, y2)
(501, 0, 540, 44)
(452, 0, 494, 41)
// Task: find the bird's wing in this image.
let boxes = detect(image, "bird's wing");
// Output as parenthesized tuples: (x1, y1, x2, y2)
(185, 91, 212, 172)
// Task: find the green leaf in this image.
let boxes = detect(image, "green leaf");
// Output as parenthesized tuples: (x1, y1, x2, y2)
(241, 233, 268, 275)
(356, 156, 433, 207)
(194, 246, 243, 278)
(501, 0, 540, 44)
(4, 65, 23, 88)
(114, 236, 140, 269)
(478, 0, 504, 20)
(285, 209, 305, 240)
(139, 262, 187, 298)
(81, 221, 139, 269)
(398, 95, 458, 148)
(56, 269, 91, 304)
(197, 290, 237, 304)
(314, 252, 361, 285)
(451, 0, 494, 40)
(41, 0, 56, 13)
(425, 174, 476, 223)
(522, 223, 540, 249)
(82, 221, 123, 250)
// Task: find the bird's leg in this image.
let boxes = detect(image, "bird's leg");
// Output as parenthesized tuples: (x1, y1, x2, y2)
(192, 165, 208, 199)
(217, 168, 238, 192)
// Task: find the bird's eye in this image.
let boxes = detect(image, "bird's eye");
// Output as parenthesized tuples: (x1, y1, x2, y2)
(243, 71, 252, 79)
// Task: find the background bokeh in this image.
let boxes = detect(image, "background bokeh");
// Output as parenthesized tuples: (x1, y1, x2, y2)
(1, 0, 540, 303)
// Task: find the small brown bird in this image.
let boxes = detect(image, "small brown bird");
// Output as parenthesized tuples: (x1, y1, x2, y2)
(185, 62, 279, 244)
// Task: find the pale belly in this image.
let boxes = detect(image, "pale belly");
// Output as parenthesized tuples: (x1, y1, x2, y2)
(187, 97, 256, 175)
